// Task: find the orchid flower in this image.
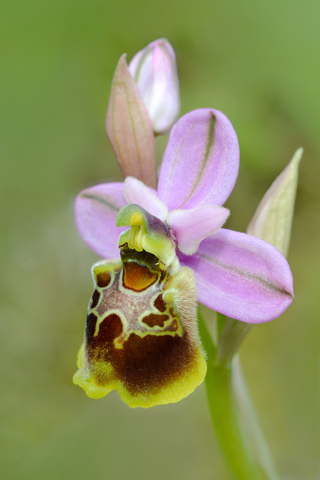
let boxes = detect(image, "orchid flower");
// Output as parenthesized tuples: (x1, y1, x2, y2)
(73, 48, 294, 409)
(76, 107, 293, 323)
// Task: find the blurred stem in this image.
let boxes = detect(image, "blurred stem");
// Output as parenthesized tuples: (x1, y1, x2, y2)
(217, 314, 252, 366)
(198, 310, 279, 480)
(216, 312, 226, 342)
(232, 357, 280, 480)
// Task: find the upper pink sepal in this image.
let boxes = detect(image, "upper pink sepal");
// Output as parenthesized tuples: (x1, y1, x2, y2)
(167, 205, 230, 255)
(106, 54, 157, 188)
(123, 176, 168, 220)
(179, 229, 294, 323)
(157, 109, 239, 210)
(129, 38, 180, 135)
(75, 183, 127, 259)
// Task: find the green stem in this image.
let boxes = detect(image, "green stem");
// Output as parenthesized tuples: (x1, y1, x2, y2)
(198, 311, 278, 480)
(217, 314, 252, 367)
(232, 357, 280, 480)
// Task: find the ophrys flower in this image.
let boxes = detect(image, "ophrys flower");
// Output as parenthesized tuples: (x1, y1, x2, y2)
(76, 108, 294, 324)
(73, 46, 293, 408)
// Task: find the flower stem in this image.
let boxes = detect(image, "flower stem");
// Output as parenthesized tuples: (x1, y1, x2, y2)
(217, 315, 252, 366)
(198, 311, 279, 480)
(232, 357, 280, 480)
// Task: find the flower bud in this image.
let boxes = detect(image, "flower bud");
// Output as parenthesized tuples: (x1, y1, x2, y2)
(247, 148, 302, 257)
(129, 38, 180, 135)
(106, 55, 157, 188)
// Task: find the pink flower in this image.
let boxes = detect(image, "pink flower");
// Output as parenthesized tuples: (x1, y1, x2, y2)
(128, 38, 180, 135)
(75, 108, 293, 324)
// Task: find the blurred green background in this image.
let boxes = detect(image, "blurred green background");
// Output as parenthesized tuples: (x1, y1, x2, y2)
(1, 0, 319, 478)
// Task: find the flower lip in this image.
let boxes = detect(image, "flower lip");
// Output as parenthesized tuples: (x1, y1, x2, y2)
(74, 253, 207, 407)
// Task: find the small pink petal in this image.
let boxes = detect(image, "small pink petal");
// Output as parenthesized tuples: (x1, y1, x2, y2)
(75, 183, 127, 258)
(179, 229, 294, 323)
(124, 176, 168, 220)
(167, 206, 229, 255)
(157, 108, 239, 210)
(106, 55, 157, 188)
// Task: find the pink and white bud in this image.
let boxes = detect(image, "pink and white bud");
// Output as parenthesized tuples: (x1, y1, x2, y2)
(129, 39, 180, 135)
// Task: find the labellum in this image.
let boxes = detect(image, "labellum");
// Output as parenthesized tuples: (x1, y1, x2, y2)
(73, 204, 207, 408)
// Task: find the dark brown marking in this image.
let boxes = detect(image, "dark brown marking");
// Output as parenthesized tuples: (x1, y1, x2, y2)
(87, 322, 196, 395)
(88, 314, 123, 346)
(142, 313, 169, 328)
(96, 271, 111, 288)
(91, 290, 100, 309)
(154, 294, 166, 313)
(166, 319, 178, 332)
(111, 333, 194, 395)
(86, 313, 123, 362)
(123, 261, 157, 292)
(87, 321, 195, 395)
(85, 312, 98, 340)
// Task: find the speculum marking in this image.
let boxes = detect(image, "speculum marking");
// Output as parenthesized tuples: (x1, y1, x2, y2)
(142, 313, 170, 328)
(123, 261, 157, 291)
(96, 271, 111, 288)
